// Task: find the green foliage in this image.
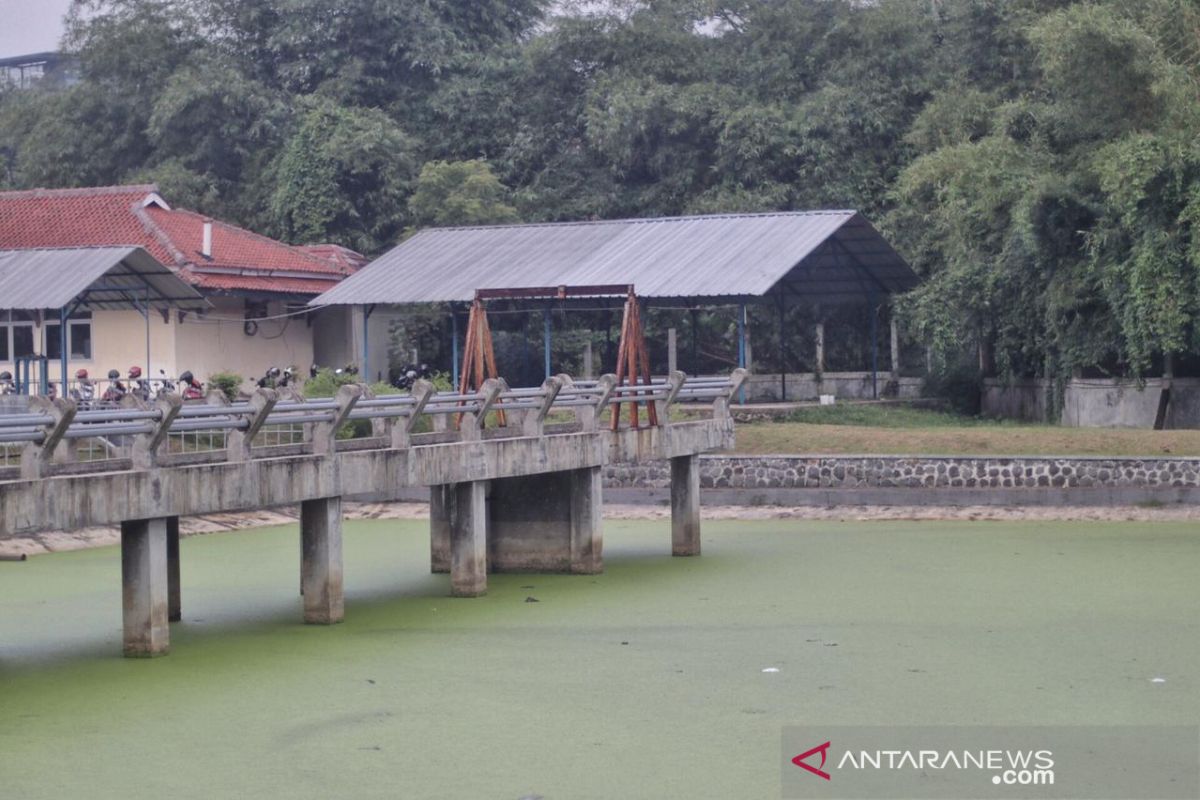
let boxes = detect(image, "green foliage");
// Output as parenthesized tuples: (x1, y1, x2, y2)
(207, 371, 243, 402)
(3, 0, 1200, 388)
(784, 403, 1000, 429)
(408, 160, 518, 228)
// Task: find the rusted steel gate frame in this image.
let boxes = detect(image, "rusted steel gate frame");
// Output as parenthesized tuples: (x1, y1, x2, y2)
(461, 284, 659, 429)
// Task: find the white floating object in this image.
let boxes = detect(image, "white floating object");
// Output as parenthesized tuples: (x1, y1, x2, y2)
(1151, 677, 1167, 684)
(762, 667, 780, 673)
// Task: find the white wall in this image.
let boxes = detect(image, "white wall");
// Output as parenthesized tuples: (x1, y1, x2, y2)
(174, 297, 315, 385)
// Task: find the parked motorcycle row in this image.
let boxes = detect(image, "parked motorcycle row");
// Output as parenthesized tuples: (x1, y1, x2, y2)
(0, 362, 406, 405)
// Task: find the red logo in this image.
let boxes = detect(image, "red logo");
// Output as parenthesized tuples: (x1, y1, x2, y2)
(792, 741, 832, 781)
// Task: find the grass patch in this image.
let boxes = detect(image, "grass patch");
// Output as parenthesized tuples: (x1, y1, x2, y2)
(783, 403, 1006, 428)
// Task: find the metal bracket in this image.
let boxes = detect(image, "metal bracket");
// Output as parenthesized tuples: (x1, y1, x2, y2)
(132, 393, 183, 469)
(20, 396, 77, 479)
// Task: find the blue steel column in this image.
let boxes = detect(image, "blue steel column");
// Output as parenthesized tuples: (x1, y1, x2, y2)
(451, 306, 460, 388)
(870, 292, 879, 399)
(543, 303, 552, 380)
(58, 305, 68, 398)
(737, 303, 747, 404)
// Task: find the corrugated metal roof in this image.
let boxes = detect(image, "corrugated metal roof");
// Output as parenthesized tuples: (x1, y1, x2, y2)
(311, 211, 918, 306)
(0, 246, 209, 311)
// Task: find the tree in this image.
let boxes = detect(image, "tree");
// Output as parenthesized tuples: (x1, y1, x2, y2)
(408, 160, 518, 228)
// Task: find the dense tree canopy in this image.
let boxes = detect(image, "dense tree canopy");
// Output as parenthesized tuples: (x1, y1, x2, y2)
(2, 0, 1199, 387)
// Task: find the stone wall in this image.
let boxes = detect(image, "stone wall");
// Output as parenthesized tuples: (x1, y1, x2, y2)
(604, 454, 1200, 491)
(981, 376, 1200, 428)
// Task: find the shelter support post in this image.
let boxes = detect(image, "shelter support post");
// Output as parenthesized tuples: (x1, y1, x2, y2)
(58, 306, 68, 397)
(451, 305, 460, 388)
(870, 292, 879, 400)
(121, 517, 170, 657)
(690, 308, 699, 374)
(737, 304, 748, 404)
(300, 497, 344, 624)
(361, 304, 374, 379)
(890, 315, 900, 382)
(668, 328, 677, 375)
(815, 320, 825, 375)
(777, 297, 787, 402)
(543, 303, 552, 380)
(167, 516, 181, 622)
(671, 454, 701, 556)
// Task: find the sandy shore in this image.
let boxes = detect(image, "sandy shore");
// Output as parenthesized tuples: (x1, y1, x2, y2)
(2, 500, 1198, 558)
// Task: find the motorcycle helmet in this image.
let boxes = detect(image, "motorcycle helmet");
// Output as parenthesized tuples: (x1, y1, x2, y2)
(180, 370, 194, 384)
(75, 368, 89, 380)
(128, 366, 143, 379)
(0, 371, 11, 381)
(107, 369, 121, 380)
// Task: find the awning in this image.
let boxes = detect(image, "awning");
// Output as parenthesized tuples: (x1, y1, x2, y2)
(0, 246, 209, 312)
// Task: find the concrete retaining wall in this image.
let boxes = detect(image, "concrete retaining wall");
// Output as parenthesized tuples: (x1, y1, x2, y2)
(602, 454, 1200, 506)
(743, 372, 922, 403)
(982, 377, 1200, 428)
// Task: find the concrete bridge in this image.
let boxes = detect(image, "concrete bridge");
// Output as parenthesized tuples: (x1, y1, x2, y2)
(0, 370, 745, 657)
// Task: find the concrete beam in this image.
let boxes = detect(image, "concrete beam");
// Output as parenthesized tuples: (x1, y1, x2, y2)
(449, 481, 487, 597)
(121, 517, 170, 657)
(671, 454, 701, 556)
(300, 497, 344, 624)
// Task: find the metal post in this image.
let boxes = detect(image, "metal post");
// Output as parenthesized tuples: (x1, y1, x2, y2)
(543, 303, 552, 380)
(777, 298, 786, 402)
(58, 306, 68, 398)
(690, 308, 699, 374)
(361, 304, 373, 380)
(667, 328, 677, 376)
(451, 305, 460, 388)
(737, 304, 747, 405)
(144, 285, 151, 383)
(870, 294, 879, 400)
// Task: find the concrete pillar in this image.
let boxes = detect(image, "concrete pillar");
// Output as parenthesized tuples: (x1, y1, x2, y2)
(667, 328, 677, 376)
(121, 518, 170, 657)
(569, 467, 603, 574)
(486, 469, 604, 574)
(449, 481, 488, 597)
(300, 497, 344, 624)
(671, 454, 701, 557)
(430, 485, 451, 573)
(167, 516, 181, 622)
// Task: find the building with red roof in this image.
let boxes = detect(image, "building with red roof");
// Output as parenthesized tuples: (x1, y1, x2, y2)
(0, 185, 367, 386)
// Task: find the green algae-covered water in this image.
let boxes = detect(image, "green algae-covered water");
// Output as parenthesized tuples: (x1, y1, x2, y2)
(2, 518, 1198, 799)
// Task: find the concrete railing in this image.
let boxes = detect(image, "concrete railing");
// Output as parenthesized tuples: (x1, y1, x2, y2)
(0, 370, 747, 480)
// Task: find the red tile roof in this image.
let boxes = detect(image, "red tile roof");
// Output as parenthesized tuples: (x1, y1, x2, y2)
(298, 244, 370, 272)
(0, 185, 362, 297)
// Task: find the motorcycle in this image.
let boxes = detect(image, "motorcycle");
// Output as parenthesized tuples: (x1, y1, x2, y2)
(392, 363, 432, 391)
(127, 366, 150, 402)
(101, 369, 126, 404)
(71, 368, 96, 407)
(0, 371, 13, 395)
(257, 366, 282, 389)
(179, 371, 205, 401)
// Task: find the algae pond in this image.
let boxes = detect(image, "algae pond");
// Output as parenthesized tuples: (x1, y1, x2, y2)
(1, 518, 1198, 798)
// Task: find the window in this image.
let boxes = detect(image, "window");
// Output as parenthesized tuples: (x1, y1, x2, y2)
(44, 315, 93, 360)
(0, 311, 92, 363)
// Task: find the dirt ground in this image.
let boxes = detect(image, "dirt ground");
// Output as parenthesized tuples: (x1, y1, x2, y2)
(5, 500, 1200, 559)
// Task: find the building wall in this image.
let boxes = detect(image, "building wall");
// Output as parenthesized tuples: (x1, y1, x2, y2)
(0, 308, 177, 385)
(173, 297, 315, 385)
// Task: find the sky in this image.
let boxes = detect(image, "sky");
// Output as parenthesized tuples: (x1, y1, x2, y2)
(0, 0, 72, 58)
